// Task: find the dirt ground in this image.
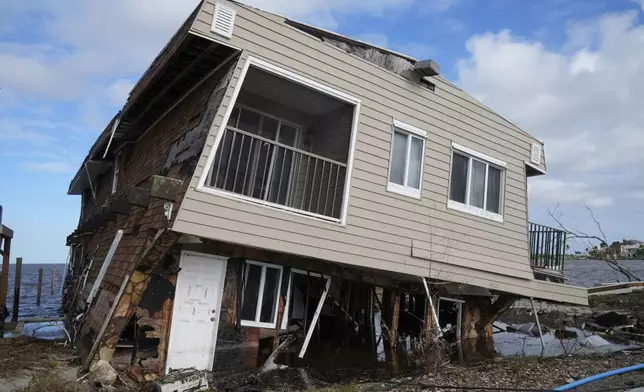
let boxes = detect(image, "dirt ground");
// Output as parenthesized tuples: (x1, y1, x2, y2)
(0, 337, 82, 392)
(234, 350, 644, 392)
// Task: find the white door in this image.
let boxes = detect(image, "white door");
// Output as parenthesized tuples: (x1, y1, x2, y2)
(165, 251, 228, 373)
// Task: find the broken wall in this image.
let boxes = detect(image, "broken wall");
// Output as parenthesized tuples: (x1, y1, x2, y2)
(67, 55, 241, 370)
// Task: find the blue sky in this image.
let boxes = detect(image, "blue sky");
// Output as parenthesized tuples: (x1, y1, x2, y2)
(1, 0, 644, 263)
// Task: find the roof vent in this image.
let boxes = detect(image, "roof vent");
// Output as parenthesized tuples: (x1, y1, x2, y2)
(414, 59, 440, 77)
(530, 143, 542, 165)
(211, 3, 236, 39)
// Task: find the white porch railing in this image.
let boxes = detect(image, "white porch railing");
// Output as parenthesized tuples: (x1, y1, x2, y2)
(208, 126, 347, 221)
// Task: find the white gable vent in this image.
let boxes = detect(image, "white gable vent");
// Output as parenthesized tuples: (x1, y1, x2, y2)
(530, 143, 542, 165)
(211, 3, 236, 39)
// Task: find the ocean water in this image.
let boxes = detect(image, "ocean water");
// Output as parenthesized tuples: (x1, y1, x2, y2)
(2, 263, 65, 320)
(565, 259, 644, 287)
(0, 260, 641, 321)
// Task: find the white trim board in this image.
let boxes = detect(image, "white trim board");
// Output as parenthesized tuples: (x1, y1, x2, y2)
(196, 54, 362, 226)
(87, 230, 123, 305)
(452, 142, 507, 168)
(447, 200, 504, 223)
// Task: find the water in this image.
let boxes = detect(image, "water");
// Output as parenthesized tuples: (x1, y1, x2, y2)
(565, 259, 644, 287)
(2, 263, 65, 320)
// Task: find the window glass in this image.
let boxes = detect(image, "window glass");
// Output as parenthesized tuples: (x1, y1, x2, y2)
(278, 124, 297, 147)
(449, 153, 468, 203)
(260, 117, 279, 141)
(408, 137, 423, 189)
(486, 166, 502, 213)
(241, 264, 262, 321)
(469, 160, 486, 209)
(238, 108, 261, 134)
(259, 267, 280, 323)
(389, 131, 407, 186)
(228, 107, 240, 127)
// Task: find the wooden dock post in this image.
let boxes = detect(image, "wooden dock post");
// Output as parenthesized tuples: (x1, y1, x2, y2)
(36, 268, 43, 306)
(0, 236, 11, 313)
(50, 266, 56, 296)
(11, 258, 22, 322)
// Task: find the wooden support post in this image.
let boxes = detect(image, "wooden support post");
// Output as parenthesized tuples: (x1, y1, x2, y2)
(51, 266, 56, 296)
(36, 268, 43, 306)
(0, 237, 10, 312)
(390, 290, 400, 348)
(11, 258, 22, 322)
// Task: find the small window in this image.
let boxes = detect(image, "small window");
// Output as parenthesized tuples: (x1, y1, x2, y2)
(111, 152, 121, 195)
(241, 261, 283, 328)
(387, 120, 427, 199)
(448, 144, 505, 222)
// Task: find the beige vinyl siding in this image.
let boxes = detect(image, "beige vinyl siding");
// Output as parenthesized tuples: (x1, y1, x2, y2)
(171, 0, 585, 303)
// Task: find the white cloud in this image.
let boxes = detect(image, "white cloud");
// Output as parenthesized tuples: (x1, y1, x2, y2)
(108, 79, 135, 106)
(528, 179, 613, 207)
(0, 0, 199, 100)
(457, 9, 644, 212)
(627, 192, 644, 200)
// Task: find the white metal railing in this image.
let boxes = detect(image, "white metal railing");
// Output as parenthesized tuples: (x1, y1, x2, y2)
(208, 126, 347, 220)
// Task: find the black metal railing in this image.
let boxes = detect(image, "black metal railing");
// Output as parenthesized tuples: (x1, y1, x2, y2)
(529, 222, 567, 273)
(208, 126, 347, 220)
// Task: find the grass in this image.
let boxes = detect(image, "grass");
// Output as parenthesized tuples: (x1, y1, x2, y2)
(0, 337, 74, 378)
(19, 372, 85, 392)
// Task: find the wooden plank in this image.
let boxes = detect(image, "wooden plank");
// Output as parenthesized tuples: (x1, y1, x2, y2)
(298, 276, 331, 358)
(36, 268, 43, 306)
(11, 257, 22, 322)
(87, 230, 124, 305)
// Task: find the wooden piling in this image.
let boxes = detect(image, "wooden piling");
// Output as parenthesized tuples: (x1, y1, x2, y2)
(36, 268, 43, 306)
(11, 257, 22, 322)
(51, 266, 56, 296)
(0, 237, 11, 310)
(390, 289, 400, 348)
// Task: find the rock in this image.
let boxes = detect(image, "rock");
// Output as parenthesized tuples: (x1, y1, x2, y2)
(89, 360, 118, 387)
(595, 312, 629, 328)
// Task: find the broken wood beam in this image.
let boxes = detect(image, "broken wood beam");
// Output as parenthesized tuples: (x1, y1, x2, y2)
(298, 276, 331, 358)
(273, 267, 290, 351)
(149, 175, 183, 201)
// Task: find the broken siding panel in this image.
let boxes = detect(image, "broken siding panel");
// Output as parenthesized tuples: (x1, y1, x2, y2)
(180, 3, 538, 285)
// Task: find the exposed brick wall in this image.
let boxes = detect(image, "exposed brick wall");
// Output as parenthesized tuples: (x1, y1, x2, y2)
(69, 56, 241, 367)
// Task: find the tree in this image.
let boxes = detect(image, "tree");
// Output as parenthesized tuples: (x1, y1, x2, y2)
(550, 204, 641, 282)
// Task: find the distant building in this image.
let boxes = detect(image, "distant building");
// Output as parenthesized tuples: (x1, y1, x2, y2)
(622, 243, 643, 258)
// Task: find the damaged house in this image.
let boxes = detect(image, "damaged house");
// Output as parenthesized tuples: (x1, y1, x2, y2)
(62, 0, 588, 381)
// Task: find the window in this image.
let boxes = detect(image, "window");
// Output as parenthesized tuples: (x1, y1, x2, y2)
(111, 152, 121, 195)
(387, 120, 427, 199)
(448, 143, 506, 222)
(240, 261, 283, 328)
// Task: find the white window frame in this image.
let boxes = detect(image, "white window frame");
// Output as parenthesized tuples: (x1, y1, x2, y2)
(280, 269, 330, 330)
(240, 260, 284, 329)
(196, 56, 362, 226)
(111, 152, 121, 195)
(386, 119, 427, 199)
(447, 143, 506, 223)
